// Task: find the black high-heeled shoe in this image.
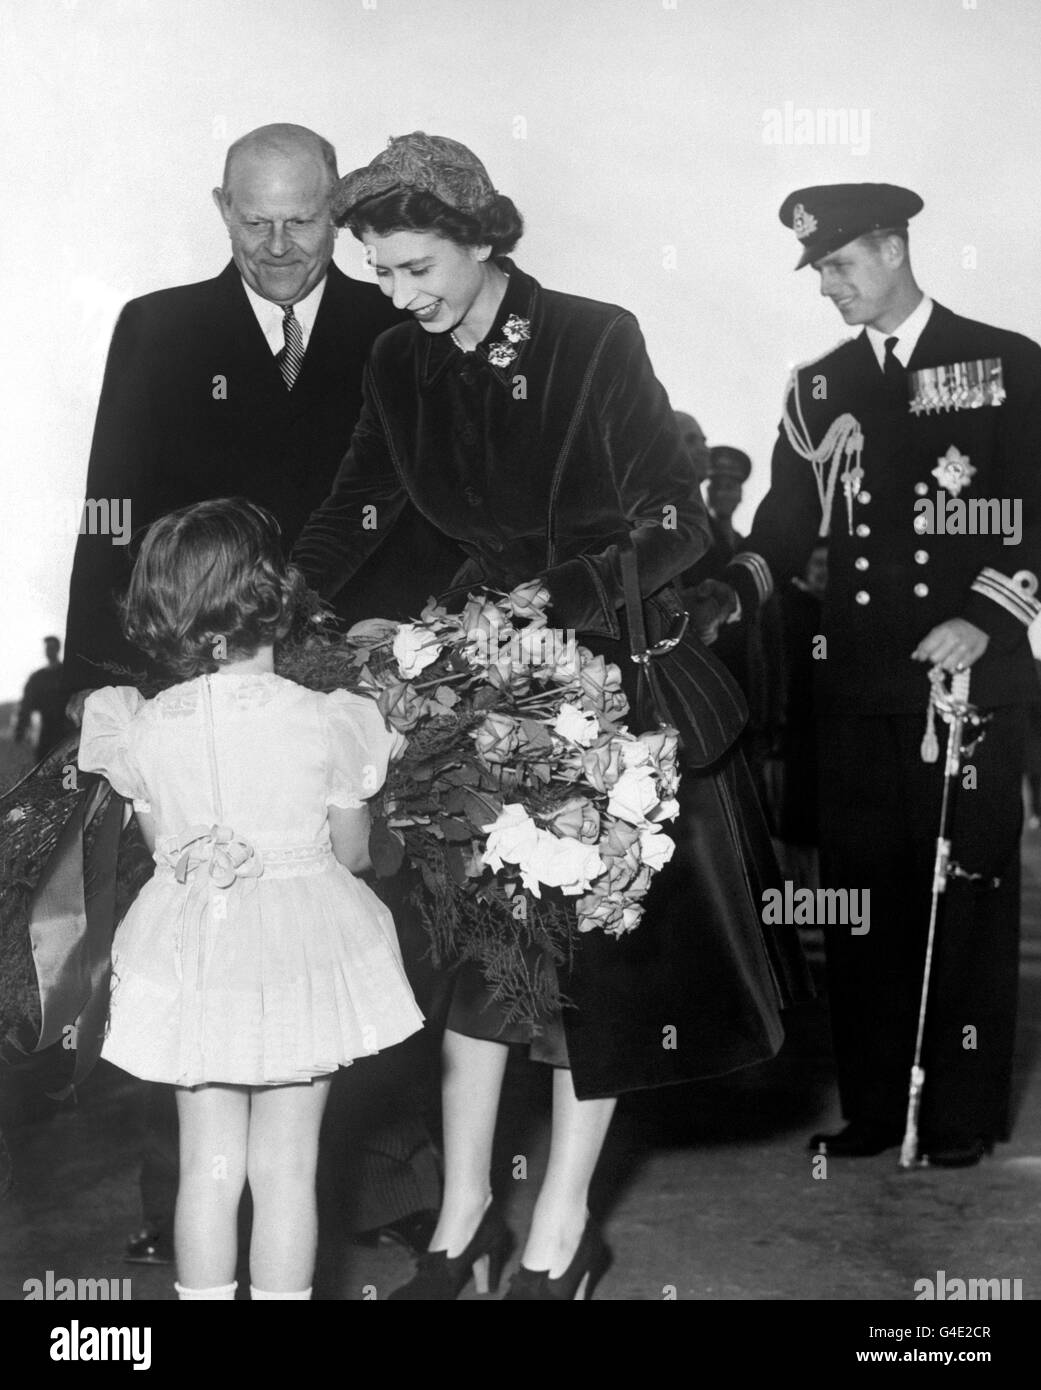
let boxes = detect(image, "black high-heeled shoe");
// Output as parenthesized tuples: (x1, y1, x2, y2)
(386, 1203, 513, 1301)
(502, 1221, 611, 1301)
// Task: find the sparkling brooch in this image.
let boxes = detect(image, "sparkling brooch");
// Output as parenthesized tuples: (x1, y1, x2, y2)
(931, 445, 976, 497)
(501, 314, 531, 344)
(487, 342, 517, 368)
(486, 314, 531, 369)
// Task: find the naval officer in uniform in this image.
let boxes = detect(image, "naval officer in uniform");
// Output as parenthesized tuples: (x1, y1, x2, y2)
(695, 183, 1041, 1164)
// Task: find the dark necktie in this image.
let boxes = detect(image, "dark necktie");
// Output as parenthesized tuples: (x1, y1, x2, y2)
(883, 335, 904, 391)
(278, 305, 304, 390)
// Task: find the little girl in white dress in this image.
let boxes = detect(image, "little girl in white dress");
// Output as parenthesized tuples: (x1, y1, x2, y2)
(78, 497, 423, 1301)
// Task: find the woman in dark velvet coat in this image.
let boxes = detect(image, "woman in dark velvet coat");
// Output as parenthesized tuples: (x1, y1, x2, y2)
(292, 133, 807, 1300)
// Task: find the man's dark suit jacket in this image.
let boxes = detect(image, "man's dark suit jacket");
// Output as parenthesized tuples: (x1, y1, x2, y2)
(63, 260, 462, 690)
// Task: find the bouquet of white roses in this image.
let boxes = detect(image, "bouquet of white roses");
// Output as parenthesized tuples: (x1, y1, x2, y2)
(279, 581, 678, 1023)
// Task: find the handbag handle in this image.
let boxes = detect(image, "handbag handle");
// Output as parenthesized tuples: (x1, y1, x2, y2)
(620, 543, 690, 665)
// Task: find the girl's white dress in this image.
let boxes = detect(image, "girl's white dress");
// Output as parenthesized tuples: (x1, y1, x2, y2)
(78, 673, 424, 1088)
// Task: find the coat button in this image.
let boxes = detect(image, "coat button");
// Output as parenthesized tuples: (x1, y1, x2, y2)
(855, 590, 871, 605)
(464, 487, 482, 506)
(914, 583, 929, 597)
(914, 549, 929, 564)
(913, 515, 929, 534)
(914, 482, 929, 497)
(857, 491, 872, 504)
(855, 557, 869, 571)
(855, 523, 870, 538)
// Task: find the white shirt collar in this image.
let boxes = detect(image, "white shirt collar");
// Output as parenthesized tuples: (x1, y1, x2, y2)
(240, 274, 328, 355)
(865, 294, 933, 370)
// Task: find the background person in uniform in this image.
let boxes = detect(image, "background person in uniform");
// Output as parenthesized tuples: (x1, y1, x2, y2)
(61, 123, 458, 1267)
(685, 447, 784, 827)
(14, 637, 72, 761)
(694, 183, 1041, 1165)
(705, 445, 751, 566)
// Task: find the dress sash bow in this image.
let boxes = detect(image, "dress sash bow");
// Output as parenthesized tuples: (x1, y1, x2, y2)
(169, 824, 264, 887)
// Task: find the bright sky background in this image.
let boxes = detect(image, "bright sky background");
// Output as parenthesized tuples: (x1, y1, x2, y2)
(2, 0, 1040, 698)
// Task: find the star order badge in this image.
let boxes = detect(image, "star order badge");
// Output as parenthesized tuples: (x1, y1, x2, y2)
(931, 445, 976, 496)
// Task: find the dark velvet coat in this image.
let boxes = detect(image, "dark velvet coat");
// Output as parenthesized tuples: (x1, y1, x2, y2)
(293, 261, 710, 643)
(63, 261, 463, 692)
(294, 262, 803, 1098)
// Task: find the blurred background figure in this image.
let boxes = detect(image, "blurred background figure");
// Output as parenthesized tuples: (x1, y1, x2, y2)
(13, 637, 71, 762)
(673, 410, 710, 486)
(705, 444, 751, 566)
(684, 446, 784, 828)
(773, 542, 829, 886)
(1024, 656, 1041, 830)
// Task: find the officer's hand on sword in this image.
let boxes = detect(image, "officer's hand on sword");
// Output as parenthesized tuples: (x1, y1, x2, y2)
(912, 618, 989, 674)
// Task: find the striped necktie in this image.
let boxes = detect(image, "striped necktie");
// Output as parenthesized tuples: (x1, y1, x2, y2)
(278, 304, 304, 389)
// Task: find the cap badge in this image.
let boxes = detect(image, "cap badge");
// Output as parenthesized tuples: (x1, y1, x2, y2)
(931, 445, 976, 497)
(792, 204, 818, 241)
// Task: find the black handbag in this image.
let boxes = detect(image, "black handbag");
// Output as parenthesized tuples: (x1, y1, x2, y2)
(620, 543, 748, 769)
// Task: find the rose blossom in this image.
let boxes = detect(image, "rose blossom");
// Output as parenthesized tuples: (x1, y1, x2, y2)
(482, 805, 540, 873)
(552, 702, 601, 747)
(575, 890, 625, 935)
(522, 830, 604, 898)
(577, 654, 625, 714)
(392, 622, 443, 678)
(546, 798, 601, 843)
(579, 739, 624, 793)
(507, 580, 552, 621)
(376, 680, 426, 733)
(638, 826, 676, 872)
(473, 712, 522, 765)
(606, 765, 662, 825)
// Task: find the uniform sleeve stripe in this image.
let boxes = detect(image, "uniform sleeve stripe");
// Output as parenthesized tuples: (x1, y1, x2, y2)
(730, 552, 774, 605)
(971, 567, 1041, 625)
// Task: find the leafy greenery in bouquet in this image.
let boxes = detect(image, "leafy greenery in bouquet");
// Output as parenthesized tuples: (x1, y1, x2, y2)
(280, 581, 681, 1026)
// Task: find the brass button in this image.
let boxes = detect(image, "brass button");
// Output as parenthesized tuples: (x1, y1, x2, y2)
(855, 523, 871, 538)
(914, 550, 929, 564)
(857, 491, 872, 505)
(914, 482, 929, 497)
(855, 590, 871, 605)
(913, 515, 929, 534)
(855, 557, 869, 571)
(914, 582, 929, 598)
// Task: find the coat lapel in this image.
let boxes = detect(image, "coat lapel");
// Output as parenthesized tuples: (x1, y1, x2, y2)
(285, 264, 364, 421)
(212, 262, 292, 421)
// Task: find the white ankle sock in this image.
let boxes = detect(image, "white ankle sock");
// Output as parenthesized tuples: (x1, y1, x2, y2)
(250, 1286, 312, 1300)
(174, 1280, 237, 1300)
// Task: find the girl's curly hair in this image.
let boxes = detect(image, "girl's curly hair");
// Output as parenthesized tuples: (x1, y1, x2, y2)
(122, 497, 306, 680)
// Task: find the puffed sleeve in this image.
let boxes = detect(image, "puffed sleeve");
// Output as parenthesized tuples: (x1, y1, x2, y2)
(323, 689, 407, 809)
(78, 686, 152, 810)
